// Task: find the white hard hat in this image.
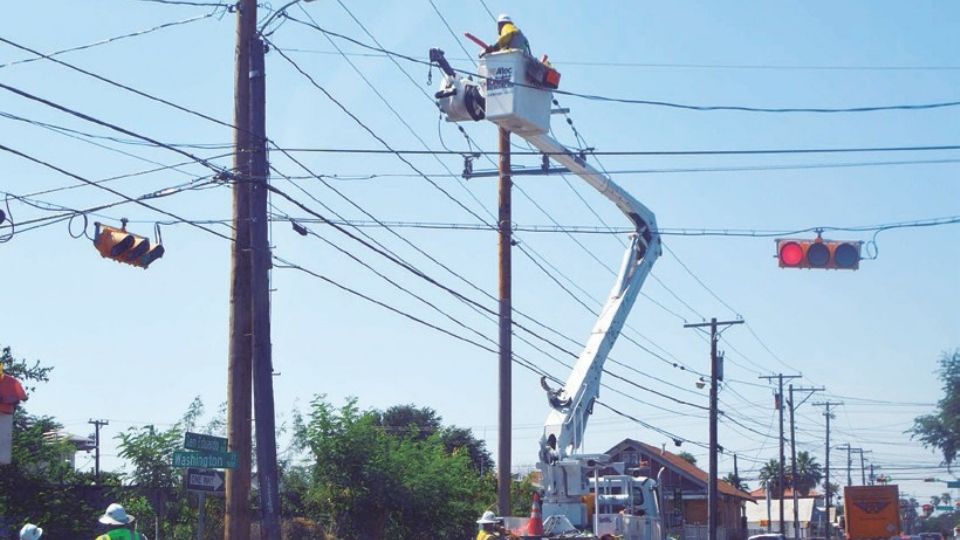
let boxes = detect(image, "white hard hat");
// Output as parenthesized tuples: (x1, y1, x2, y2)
(477, 510, 502, 524)
(497, 13, 512, 24)
(20, 524, 43, 540)
(99, 503, 135, 526)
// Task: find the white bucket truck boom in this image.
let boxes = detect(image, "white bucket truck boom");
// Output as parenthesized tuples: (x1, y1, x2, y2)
(431, 47, 662, 539)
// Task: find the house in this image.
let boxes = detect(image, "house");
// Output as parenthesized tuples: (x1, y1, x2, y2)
(605, 439, 755, 540)
(745, 488, 827, 539)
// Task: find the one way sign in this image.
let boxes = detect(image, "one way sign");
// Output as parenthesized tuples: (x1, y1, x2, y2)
(185, 468, 225, 494)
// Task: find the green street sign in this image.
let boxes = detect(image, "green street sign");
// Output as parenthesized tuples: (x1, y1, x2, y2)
(172, 450, 237, 470)
(936, 505, 955, 511)
(948, 480, 960, 488)
(184, 432, 228, 454)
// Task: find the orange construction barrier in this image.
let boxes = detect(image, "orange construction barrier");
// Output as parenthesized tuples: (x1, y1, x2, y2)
(527, 492, 544, 536)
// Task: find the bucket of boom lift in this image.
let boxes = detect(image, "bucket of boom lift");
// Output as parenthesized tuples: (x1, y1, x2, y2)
(479, 49, 553, 135)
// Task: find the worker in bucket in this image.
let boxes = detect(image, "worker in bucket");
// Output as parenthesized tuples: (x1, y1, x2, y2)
(483, 14, 531, 56)
(19, 523, 42, 540)
(476, 510, 517, 539)
(95, 503, 148, 540)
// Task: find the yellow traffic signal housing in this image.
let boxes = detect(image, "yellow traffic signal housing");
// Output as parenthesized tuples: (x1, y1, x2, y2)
(776, 237, 862, 270)
(93, 222, 164, 269)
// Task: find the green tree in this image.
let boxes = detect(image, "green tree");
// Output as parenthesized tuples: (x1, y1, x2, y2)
(114, 397, 225, 540)
(677, 451, 698, 466)
(792, 451, 824, 496)
(911, 349, 960, 466)
(0, 345, 105, 538)
(375, 403, 494, 474)
(759, 459, 783, 494)
(293, 396, 491, 539)
(723, 472, 748, 492)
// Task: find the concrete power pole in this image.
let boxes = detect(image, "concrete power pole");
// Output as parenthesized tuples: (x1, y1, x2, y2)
(226, 1, 256, 537)
(685, 317, 743, 540)
(789, 386, 824, 539)
(760, 373, 801, 535)
(497, 126, 513, 517)
(814, 401, 842, 540)
(88, 419, 108, 482)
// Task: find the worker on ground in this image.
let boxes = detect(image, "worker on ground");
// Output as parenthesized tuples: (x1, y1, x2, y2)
(95, 503, 147, 540)
(483, 14, 531, 56)
(476, 510, 518, 540)
(19, 523, 43, 540)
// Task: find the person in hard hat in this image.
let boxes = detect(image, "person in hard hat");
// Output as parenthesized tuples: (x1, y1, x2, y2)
(483, 14, 531, 56)
(95, 503, 148, 540)
(19, 523, 43, 540)
(476, 510, 508, 540)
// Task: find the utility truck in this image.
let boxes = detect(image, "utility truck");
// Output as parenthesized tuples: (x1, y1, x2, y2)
(432, 46, 663, 540)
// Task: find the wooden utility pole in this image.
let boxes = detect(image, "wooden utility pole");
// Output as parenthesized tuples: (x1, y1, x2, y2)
(226, 0, 256, 537)
(249, 35, 282, 539)
(814, 401, 842, 540)
(853, 448, 871, 485)
(684, 317, 743, 540)
(88, 419, 108, 482)
(760, 373, 801, 535)
(789, 385, 824, 539)
(497, 127, 513, 517)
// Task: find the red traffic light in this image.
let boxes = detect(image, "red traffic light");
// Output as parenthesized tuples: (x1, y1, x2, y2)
(779, 242, 804, 267)
(776, 238, 862, 270)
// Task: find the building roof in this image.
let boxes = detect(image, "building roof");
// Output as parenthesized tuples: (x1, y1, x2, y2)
(607, 439, 755, 502)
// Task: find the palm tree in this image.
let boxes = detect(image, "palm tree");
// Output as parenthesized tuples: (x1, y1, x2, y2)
(723, 472, 749, 492)
(793, 451, 824, 496)
(759, 459, 783, 495)
(942, 492, 952, 506)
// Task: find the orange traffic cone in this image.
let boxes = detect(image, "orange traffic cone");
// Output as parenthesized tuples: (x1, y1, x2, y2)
(527, 491, 545, 536)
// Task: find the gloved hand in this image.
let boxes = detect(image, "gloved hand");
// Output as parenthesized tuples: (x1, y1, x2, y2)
(480, 45, 497, 57)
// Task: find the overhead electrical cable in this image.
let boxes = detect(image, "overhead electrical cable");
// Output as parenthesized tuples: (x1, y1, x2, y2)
(280, 17, 960, 114)
(0, 11, 222, 70)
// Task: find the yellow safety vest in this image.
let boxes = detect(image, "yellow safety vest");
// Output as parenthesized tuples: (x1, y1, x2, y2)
(96, 529, 147, 540)
(495, 23, 531, 54)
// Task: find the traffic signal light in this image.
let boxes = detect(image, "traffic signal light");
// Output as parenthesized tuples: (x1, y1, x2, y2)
(776, 237, 862, 270)
(93, 222, 164, 269)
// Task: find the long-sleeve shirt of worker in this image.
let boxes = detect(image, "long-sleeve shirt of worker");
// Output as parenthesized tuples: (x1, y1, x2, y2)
(495, 23, 530, 54)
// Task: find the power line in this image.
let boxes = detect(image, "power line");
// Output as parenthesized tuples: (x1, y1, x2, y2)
(279, 17, 960, 114)
(269, 144, 960, 157)
(0, 11, 222, 70)
(275, 214, 960, 237)
(266, 21, 709, 379)
(280, 48, 960, 72)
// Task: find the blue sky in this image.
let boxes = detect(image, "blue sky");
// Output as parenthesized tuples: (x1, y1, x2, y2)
(1, 0, 958, 505)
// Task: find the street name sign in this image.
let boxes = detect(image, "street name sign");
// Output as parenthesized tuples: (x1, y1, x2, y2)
(185, 468, 225, 493)
(184, 432, 228, 453)
(172, 450, 237, 469)
(948, 480, 960, 488)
